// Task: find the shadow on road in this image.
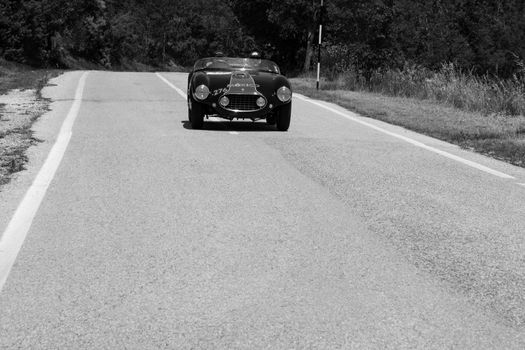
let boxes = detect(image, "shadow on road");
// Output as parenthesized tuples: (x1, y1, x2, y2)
(181, 120, 280, 132)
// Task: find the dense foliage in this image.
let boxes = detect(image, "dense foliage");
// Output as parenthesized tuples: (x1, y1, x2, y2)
(1, 0, 524, 77)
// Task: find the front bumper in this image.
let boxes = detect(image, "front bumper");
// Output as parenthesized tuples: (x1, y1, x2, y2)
(200, 96, 289, 119)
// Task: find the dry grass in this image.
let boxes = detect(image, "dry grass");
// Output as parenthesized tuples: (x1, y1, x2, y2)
(291, 77, 525, 167)
(318, 63, 525, 117)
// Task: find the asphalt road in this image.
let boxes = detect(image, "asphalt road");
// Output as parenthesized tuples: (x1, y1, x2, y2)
(1, 71, 525, 349)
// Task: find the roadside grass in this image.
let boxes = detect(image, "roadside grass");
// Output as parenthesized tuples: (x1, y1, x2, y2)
(0, 59, 61, 95)
(318, 63, 525, 117)
(0, 59, 62, 186)
(291, 77, 525, 167)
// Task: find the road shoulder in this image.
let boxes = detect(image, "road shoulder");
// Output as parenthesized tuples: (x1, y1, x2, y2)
(0, 71, 84, 240)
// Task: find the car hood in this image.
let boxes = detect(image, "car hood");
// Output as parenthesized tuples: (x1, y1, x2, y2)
(195, 70, 290, 97)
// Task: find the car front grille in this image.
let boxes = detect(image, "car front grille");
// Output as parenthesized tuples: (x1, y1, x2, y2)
(224, 95, 263, 111)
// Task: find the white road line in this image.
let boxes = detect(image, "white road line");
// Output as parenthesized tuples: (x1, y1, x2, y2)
(294, 94, 515, 180)
(229, 131, 240, 135)
(0, 72, 89, 292)
(156, 73, 187, 100)
(518, 183, 525, 187)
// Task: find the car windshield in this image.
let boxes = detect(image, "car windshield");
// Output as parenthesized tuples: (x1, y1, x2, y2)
(194, 57, 280, 74)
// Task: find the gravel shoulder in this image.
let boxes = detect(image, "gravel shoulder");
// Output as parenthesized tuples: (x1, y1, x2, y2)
(0, 89, 47, 185)
(0, 60, 62, 187)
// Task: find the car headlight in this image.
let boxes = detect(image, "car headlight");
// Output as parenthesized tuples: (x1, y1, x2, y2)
(219, 96, 229, 107)
(256, 96, 266, 107)
(276, 86, 292, 102)
(194, 85, 210, 100)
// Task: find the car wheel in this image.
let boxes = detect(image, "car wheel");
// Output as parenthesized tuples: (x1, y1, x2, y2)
(187, 96, 192, 122)
(266, 115, 276, 125)
(276, 103, 291, 131)
(189, 98, 204, 129)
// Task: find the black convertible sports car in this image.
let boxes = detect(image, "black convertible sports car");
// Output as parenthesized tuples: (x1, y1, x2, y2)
(187, 55, 292, 131)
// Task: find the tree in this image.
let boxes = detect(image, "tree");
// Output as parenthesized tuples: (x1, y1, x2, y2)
(230, 0, 319, 72)
(2, 0, 525, 76)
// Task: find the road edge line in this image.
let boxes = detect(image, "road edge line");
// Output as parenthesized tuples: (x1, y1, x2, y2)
(294, 93, 515, 180)
(0, 71, 89, 292)
(155, 73, 187, 100)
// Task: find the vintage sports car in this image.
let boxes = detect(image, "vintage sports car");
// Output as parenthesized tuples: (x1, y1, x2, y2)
(187, 55, 292, 131)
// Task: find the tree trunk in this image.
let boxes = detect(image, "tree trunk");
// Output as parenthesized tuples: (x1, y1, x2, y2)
(303, 28, 315, 72)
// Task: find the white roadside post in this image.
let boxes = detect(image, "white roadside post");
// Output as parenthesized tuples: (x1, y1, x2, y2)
(316, 0, 324, 90)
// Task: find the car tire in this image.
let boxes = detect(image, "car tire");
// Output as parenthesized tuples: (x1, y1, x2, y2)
(266, 115, 276, 125)
(276, 103, 291, 131)
(189, 98, 204, 129)
(187, 97, 192, 122)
